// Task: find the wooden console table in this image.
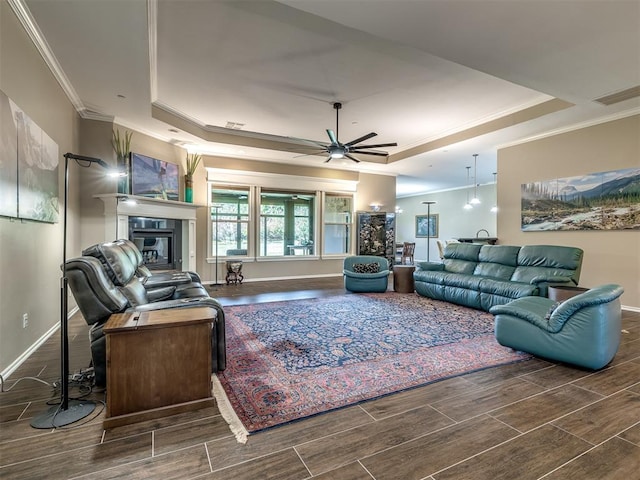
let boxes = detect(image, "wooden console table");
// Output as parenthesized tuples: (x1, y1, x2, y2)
(103, 306, 217, 428)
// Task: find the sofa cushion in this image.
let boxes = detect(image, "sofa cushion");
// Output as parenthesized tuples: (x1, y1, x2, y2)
(517, 245, 583, 270)
(443, 258, 477, 274)
(414, 269, 447, 285)
(445, 242, 482, 261)
(510, 265, 577, 285)
(479, 278, 538, 298)
(353, 263, 380, 274)
(473, 245, 520, 280)
(473, 263, 516, 281)
(441, 273, 484, 290)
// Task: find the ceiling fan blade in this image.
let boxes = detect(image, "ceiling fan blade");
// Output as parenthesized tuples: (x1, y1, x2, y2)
(345, 153, 361, 163)
(326, 129, 338, 145)
(287, 136, 330, 149)
(352, 142, 397, 149)
(349, 150, 390, 157)
(344, 132, 377, 146)
(293, 150, 327, 158)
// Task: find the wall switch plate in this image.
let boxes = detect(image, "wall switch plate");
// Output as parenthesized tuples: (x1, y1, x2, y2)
(22, 313, 28, 328)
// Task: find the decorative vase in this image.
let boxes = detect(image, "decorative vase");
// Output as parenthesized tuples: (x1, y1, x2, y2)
(185, 175, 193, 203)
(116, 154, 129, 194)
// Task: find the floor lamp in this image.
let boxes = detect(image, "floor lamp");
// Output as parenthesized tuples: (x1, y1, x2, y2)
(31, 153, 122, 429)
(421, 201, 436, 263)
(211, 204, 223, 287)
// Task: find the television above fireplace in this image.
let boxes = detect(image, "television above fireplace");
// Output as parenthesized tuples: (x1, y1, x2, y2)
(130, 152, 179, 201)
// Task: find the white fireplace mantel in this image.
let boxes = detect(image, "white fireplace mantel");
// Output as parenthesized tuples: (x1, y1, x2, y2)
(94, 194, 204, 272)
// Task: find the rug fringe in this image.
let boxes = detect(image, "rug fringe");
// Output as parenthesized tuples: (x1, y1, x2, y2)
(212, 375, 249, 444)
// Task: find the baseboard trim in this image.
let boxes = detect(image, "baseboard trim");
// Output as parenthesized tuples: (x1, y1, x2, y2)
(0, 307, 79, 381)
(622, 305, 639, 313)
(202, 273, 342, 285)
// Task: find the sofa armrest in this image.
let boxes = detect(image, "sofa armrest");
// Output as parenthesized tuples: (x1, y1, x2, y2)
(146, 286, 177, 302)
(550, 283, 624, 325)
(489, 303, 552, 331)
(416, 262, 444, 272)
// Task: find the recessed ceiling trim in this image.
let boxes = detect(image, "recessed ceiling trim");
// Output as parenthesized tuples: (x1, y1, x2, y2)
(595, 85, 640, 106)
(497, 107, 640, 150)
(388, 98, 574, 163)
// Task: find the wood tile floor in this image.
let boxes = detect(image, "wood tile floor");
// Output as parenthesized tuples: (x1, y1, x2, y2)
(1, 277, 639, 479)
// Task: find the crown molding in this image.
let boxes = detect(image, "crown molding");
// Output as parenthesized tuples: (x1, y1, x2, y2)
(497, 107, 640, 150)
(8, 0, 83, 111)
(148, 0, 158, 102)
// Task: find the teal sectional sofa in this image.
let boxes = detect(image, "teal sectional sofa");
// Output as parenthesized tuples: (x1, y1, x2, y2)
(414, 243, 583, 311)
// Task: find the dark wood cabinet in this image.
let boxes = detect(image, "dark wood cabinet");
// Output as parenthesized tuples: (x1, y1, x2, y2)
(103, 307, 216, 428)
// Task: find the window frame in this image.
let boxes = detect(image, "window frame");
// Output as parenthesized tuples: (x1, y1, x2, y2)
(207, 181, 355, 263)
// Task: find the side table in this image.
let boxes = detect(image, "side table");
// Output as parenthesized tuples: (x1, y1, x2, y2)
(103, 306, 216, 428)
(225, 260, 244, 284)
(548, 285, 589, 302)
(393, 265, 416, 293)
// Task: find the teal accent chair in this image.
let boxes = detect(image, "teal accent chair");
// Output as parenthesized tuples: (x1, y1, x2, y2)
(343, 255, 390, 293)
(490, 284, 624, 370)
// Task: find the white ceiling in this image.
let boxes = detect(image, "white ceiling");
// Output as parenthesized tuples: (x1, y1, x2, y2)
(20, 0, 640, 197)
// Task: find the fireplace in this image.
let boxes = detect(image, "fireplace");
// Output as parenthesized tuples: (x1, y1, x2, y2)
(129, 217, 182, 270)
(95, 194, 200, 273)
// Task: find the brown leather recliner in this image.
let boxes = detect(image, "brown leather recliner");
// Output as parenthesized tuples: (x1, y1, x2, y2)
(66, 240, 225, 387)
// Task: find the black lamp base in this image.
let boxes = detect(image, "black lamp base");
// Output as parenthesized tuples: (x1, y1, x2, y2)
(30, 399, 96, 429)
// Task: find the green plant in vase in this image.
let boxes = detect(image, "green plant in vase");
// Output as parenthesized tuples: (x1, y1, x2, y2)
(184, 152, 202, 203)
(111, 129, 133, 194)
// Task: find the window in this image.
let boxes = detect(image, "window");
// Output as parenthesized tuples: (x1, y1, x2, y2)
(210, 187, 249, 257)
(323, 194, 353, 255)
(259, 190, 316, 256)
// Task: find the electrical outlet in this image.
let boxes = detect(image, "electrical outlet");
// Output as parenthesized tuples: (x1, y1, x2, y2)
(22, 313, 28, 328)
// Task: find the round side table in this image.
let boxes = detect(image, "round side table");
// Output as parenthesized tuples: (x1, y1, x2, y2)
(393, 265, 416, 293)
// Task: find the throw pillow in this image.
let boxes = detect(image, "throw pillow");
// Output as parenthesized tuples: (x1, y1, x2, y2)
(352, 262, 380, 274)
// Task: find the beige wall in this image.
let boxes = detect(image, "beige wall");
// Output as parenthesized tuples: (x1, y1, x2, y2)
(0, 2, 80, 373)
(498, 115, 640, 309)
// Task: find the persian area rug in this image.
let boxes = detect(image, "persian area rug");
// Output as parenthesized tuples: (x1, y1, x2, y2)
(215, 293, 530, 438)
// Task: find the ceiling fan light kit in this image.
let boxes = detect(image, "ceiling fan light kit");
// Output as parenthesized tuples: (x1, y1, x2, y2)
(299, 102, 398, 163)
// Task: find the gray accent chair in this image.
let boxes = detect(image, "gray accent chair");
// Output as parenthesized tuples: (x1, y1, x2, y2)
(490, 284, 624, 370)
(343, 255, 390, 293)
(67, 241, 226, 387)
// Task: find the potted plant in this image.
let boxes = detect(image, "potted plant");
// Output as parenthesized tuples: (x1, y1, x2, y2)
(184, 152, 201, 203)
(111, 129, 132, 194)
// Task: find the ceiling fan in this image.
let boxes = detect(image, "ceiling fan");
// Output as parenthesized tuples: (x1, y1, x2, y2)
(298, 102, 398, 163)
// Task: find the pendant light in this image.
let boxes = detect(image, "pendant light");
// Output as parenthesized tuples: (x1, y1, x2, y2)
(464, 166, 473, 210)
(491, 172, 498, 213)
(470, 154, 481, 205)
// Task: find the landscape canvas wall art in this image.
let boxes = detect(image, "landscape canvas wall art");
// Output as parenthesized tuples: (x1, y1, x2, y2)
(1, 89, 59, 223)
(521, 168, 640, 231)
(0, 91, 18, 218)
